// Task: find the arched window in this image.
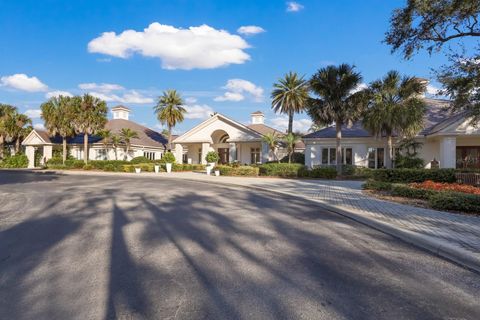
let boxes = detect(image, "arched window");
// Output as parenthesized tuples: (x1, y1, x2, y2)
(219, 134, 229, 143)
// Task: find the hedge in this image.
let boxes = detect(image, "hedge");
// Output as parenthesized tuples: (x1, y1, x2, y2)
(173, 164, 205, 171)
(0, 154, 28, 168)
(372, 168, 456, 183)
(429, 192, 480, 213)
(362, 179, 393, 191)
(259, 163, 305, 178)
(301, 166, 337, 179)
(390, 184, 436, 200)
(47, 159, 129, 171)
(130, 156, 153, 164)
(216, 165, 259, 176)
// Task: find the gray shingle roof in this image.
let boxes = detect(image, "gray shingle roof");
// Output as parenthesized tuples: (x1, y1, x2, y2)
(304, 98, 461, 139)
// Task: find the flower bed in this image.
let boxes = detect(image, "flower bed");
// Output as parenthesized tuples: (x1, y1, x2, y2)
(410, 180, 480, 195)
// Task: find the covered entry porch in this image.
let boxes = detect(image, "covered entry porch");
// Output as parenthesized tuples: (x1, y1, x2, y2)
(21, 130, 55, 168)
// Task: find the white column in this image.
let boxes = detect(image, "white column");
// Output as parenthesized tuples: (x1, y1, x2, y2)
(26, 146, 35, 168)
(439, 136, 456, 168)
(174, 144, 183, 164)
(305, 144, 313, 168)
(43, 145, 53, 163)
(201, 142, 209, 165)
(229, 143, 237, 163)
(261, 142, 269, 164)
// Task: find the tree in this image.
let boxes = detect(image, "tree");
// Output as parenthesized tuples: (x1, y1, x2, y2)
(362, 71, 427, 168)
(120, 128, 138, 160)
(306, 64, 367, 174)
(271, 72, 310, 134)
(154, 90, 186, 151)
(385, 0, 480, 122)
(283, 132, 300, 164)
(0, 104, 17, 159)
(97, 129, 112, 160)
(262, 132, 280, 162)
(5, 111, 32, 154)
(71, 94, 108, 164)
(41, 96, 76, 164)
(111, 134, 122, 160)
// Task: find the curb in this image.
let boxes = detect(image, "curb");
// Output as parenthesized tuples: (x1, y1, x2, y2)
(18, 169, 480, 274)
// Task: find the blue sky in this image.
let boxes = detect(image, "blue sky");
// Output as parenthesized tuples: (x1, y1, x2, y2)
(0, 0, 447, 134)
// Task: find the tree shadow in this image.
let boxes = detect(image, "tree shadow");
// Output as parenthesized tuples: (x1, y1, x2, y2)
(0, 170, 59, 185)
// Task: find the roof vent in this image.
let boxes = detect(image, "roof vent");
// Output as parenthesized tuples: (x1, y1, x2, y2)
(112, 105, 130, 120)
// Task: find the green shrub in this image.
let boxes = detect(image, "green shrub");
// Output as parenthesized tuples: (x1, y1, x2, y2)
(390, 184, 436, 200)
(341, 165, 374, 178)
(130, 156, 153, 164)
(89, 160, 129, 171)
(161, 152, 176, 163)
(83, 164, 93, 170)
(64, 160, 85, 169)
(279, 152, 305, 164)
(394, 154, 425, 169)
(216, 165, 259, 176)
(362, 179, 393, 191)
(103, 164, 116, 172)
(259, 163, 305, 178)
(372, 168, 456, 183)
(172, 164, 204, 171)
(1, 154, 29, 168)
(429, 192, 480, 213)
(123, 163, 155, 172)
(205, 151, 219, 163)
(299, 166, 337, 179)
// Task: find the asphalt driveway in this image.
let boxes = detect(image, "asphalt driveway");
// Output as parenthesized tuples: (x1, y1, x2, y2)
(0, 171, 479, 319)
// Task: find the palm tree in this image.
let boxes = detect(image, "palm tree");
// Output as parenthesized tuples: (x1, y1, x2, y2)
(97, 129, 112, 160)
(111, 134, 122, 160)
(306, 64, 368, 174)
(362, 71, 427, 168)
(41, 96, 76, 164)
(283, 132, 300, 164)
(120, 128, 138, 160)
(71, 94, 108, 164)
(8, 112, 32, 154)
(154, 90, 186, 151)
(0, 104, 17, 159)
(262, 132, 280, 163)
(271, 72, 310, 134)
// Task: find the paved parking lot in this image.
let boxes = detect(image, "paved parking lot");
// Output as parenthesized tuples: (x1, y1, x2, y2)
(1, 171, 479, 319)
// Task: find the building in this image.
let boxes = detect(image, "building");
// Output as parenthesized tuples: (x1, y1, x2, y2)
(173, 111, 303, 164)
(22, 106, 167, 168)
(303, 98, 480, 169)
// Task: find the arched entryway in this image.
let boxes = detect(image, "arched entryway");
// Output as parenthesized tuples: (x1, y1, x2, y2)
(211, 130, 230, 164)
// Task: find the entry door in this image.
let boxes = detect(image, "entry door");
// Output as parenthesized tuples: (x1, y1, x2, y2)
(218, 148, 229, 164)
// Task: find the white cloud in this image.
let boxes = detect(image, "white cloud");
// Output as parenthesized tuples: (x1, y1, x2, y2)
(88, 22, 251, 70)
(427, 84, 440, 95)
(89, 90, 153, 104)
(78, 82, 124, 93)
(33, 123, 45, 130)
(237, 25, 265, 35)
(270, 116, 312, 133)
(45, 90, 73, 98)
(0, 74, 48, 92)
(185, 97, 198, 104)
(350, 83, 368, 94)
(184, 104, 214, 120)
(214, 79, 264, 102)
(286, 2, 304, 12)
(24, 109, 42, 119)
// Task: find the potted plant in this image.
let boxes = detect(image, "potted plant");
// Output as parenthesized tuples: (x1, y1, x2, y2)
(154, 162, 161, 174)
(214, 169, 220, 176)
(162, 151, 176, 173)
(205, 151, 219, 168)
(134, 166, 141, 174)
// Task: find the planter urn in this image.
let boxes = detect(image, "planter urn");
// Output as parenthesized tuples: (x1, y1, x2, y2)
(206, 166, 212, 175)
(214, 170, 220, 176)
(134, 167, 141, 174)
(154, 165, 160, 174)
(166, 163, 172, 173)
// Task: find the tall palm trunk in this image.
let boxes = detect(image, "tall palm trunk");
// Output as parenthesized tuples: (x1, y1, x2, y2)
(124, 143, 130, 161)
(0, 136, 4, 159)
(168, 125, 172, 151)
(15, 138, 21, 154)
(335, 120, 342, 175)
(385, 134, 393, 169)
(83, 133, 89, 164)
(287, 111, 294, 134)
(62, 137, 67, 165)
(114, 146, 118, 160)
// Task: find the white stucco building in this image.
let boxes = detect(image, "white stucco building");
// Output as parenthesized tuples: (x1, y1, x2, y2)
(22, 106, 167, 168)
(304, 98, 480, 169)
(173, 111, 302, 165)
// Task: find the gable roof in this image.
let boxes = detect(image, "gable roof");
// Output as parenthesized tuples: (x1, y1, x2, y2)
(304, 98, 463, 139)
(247, 123, 284, 136)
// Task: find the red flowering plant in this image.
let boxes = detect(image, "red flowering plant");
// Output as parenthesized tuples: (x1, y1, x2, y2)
(410, 180, 480, 195)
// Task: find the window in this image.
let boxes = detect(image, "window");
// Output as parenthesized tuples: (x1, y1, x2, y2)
(198, 148, 202, 164)
(251, 147, 261, 164)
(76, 149, 84, 160)
(144, 151, 156, 161)
(368, 147, 385, 169)
(182, 153, 188, 164)
(321, 147, 352, 165)
(96, 149, 107, 160)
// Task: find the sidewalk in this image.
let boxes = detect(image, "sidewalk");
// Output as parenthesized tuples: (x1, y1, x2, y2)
(54, 170, 480, 272)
